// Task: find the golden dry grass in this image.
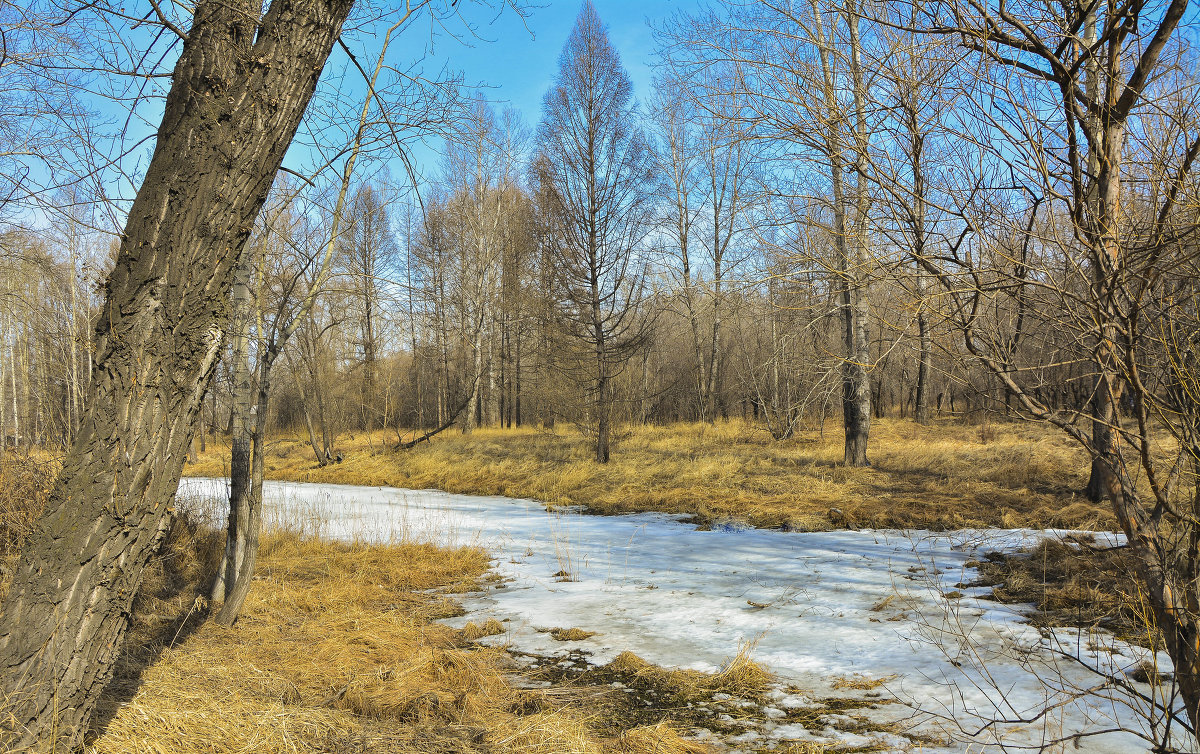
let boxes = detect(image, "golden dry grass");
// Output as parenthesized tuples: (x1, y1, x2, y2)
(0, 450, 58, 557)
(970, 535, 1150, 644)
(187, 417, 1111, 530)
(600, 643, 773, 703)
(81, 524, 712, 754)
(461, 618, 507, 641)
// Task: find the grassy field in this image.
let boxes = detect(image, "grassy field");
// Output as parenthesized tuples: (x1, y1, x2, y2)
(187, 417, 1112, 531)
(0, 420, 1125, 752)
(79, 514, 744, 753)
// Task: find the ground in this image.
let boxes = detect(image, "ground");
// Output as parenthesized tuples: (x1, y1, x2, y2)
(81, 516, 759, 754)
(186, 417, 1110, 531)
(0, 418, 1137, 752)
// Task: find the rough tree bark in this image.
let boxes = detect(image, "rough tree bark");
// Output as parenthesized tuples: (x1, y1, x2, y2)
(842, 0, 872, 466)
(0, 0, 354, 749)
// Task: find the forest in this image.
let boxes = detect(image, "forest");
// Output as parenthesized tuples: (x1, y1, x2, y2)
(1, 0, 1200, 751)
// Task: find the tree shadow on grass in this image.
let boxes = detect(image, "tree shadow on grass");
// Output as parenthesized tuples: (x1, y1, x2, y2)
(87, 513, 223, 743)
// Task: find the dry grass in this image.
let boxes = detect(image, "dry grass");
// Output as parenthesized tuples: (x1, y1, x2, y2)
(187, 417, 1110, 530)
(0, 451, 58, 557)
(599, 643, 772, 703)
(970, 535, 1150, 644)
(79, 520, 711, 754)
(461, 618, 507, 641)
(613, 722, 713, 753)
(550, 627, 598, 641)
(830, 674, 896, 691)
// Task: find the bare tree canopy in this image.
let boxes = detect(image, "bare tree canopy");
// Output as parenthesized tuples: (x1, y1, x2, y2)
(535, 0, 655, 463)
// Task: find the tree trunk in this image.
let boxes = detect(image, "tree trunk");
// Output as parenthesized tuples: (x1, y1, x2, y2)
(842, 0, 872, 466)
(211, 249, 254, 603)
(1085, 397, 1114, 502)
(914, 307, 932, 425)
(707, 282, 722, 422)
(514, 334, 523, 426)
(467, 326, 483, 430)
(0, 2, 353, 748)
(487, 320, 499, 427)
(596, 372, 611, 463)
(215, 376, 269, 626)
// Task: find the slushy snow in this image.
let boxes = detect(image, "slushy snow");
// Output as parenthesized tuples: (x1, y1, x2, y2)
(178, 478, 1180, 752)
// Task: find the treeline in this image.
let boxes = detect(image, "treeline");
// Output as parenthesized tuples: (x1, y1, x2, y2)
(0, 211, 105, 448)
(3, 1, 1187, 469)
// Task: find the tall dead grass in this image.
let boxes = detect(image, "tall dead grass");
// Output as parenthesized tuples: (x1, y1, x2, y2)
(188, 417, 1110, 530)
(86, 524, 711, 754)
(0, 451, 58, 557)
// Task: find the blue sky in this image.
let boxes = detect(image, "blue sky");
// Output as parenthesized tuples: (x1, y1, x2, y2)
(384, 0, 703, 182)
(83, 1, 703, 212)
(431, 0, 699, 125)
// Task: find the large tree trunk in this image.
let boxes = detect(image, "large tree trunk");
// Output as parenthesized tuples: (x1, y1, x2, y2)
(0, 2, 353, 749)
(1085, 396, 1116, 501)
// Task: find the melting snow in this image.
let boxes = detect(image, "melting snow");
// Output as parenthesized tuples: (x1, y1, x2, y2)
(178, 478, 1175, 752)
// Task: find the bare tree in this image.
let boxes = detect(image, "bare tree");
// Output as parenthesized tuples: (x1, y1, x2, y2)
(535, 1, 655, 463)
(897, 0, 1200, 739)
(442, 99, 528, 430)
(649, 63, 757, 423)
(342, 182, 398, 431)
(664, 0, 876, 463)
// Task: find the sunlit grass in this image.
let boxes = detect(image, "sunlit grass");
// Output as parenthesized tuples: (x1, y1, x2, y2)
(187, 416, 1110, 530)
(86, 519, 712, 754)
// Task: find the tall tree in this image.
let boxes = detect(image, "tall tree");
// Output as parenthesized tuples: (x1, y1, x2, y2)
(0, 0, 355, 748)
(650, 63, 756, 422)
(343, 183, 397, 431)
(536, 1, 654, 463)
(661, 0, 875, 464)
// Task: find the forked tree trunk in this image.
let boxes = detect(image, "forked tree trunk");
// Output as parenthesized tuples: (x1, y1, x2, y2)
(0, 2, 354, 749)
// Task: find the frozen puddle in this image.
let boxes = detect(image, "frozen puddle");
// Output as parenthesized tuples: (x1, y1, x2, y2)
(179, 478, 1168, 752)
